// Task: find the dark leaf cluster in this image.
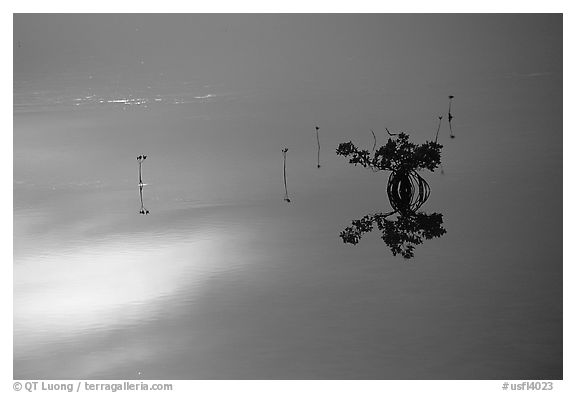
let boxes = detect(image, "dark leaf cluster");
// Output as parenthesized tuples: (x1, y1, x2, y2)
(336, 133, 442, 173)
(340, 211, 446, 259)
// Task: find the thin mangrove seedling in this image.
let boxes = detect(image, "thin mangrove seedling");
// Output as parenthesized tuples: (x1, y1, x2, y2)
(136, 155, 149, 214)
(434, 116, 443, 143)
(282, 148, 290, 202)
(368, 129, 381, 173)
(448, 95, 455, 138)
(385, 128, 398, 137)
(315, 126, 321, 168)
(370, 129, 377, 153)
(137, 155, 147, 186)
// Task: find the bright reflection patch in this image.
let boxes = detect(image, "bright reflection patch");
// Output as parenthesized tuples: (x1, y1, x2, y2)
(14, 230, 239, 354)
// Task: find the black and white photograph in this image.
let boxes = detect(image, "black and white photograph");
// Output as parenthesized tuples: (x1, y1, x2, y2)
(11, 9, 566, 384)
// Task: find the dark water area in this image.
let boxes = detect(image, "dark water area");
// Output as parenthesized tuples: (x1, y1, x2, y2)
(13, 14, 562, 379)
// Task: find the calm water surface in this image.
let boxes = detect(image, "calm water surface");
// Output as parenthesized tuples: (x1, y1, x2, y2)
(14, 14, 562, 379)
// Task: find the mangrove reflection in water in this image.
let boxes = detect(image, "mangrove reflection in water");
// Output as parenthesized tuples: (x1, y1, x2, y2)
(138, 185, 150, 215)
(337, 132, 446, 258)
